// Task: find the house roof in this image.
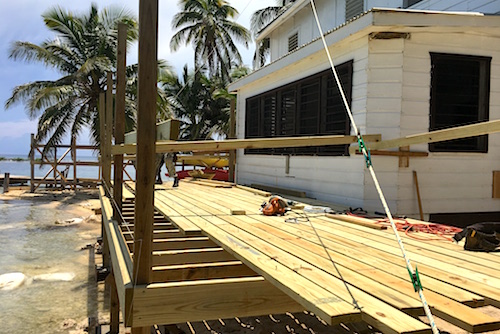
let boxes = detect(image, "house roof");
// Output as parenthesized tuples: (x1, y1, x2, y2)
(229, 8, 497, 93)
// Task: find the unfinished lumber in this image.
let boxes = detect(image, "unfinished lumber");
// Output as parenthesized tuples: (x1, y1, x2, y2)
(310, 217, 500, 307)
(151, 261, 257, 282)
(323, 217, 500, 286)
(152, 248, 236, 266)
(350, 120, 500, 152)
(113, 134, 382, 155)
(191, 214, 428, 333)
(235, 184, 272, 197)
(325, 213, 387, 230)
(251, 184, 307, 198)
(130, 277, 304, 327)
(240, 216, 498, 332)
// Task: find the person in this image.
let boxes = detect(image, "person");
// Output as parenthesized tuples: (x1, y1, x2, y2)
(165, 152, 179, 187)
(155, 154, 165, 184)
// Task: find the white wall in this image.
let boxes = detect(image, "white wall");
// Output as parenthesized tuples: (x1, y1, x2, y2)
(269, 0, 345, 62)
(408, 0, 500, 13)
(363, 29, 500, 217)
(235, 35, 371, 209)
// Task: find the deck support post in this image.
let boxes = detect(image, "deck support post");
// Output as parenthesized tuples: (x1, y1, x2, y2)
(109, 272, 120, 334)
(3, 173, 9, 193)
(99, 93, 106, 184)
(113, 24, 127, 218)
(132, 0, 158, 332)
(228, 98, 236, 182)
(104, 72, 114, 191)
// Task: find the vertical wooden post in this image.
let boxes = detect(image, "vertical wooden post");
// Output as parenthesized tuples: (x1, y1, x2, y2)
(113, 24, 127, 218)
(3, 173, 9, 193)
(228, 98, 236, 182)
(53, 147, 57, 188)
(30, 134, 35, 193)
(132, 0, 158, 332)
(71, 136, 77, 190)
(104, 72, 114, 191)
(109, 272, 120, 334)
(413, 170, 424, 221)
(99, 93, 106, 184)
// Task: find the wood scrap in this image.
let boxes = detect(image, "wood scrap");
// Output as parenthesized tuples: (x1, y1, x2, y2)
(325, 213, 387, 230)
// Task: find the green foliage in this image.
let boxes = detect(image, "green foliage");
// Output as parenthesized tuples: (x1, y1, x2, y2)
(170, 0, 251, 81)
(5, 3, 138, 156)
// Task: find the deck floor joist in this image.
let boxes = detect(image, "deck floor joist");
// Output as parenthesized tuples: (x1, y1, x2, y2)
(102, 181, 500, 333)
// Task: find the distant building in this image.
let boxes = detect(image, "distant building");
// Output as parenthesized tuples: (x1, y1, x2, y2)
(229, 2, 500, 223)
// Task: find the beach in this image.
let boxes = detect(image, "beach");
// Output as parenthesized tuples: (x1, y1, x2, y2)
(0, 188, 103, 334)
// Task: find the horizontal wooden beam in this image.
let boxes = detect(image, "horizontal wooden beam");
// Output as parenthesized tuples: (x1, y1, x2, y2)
(152, 247, 236, 266)
(354, 150, 428, 157)
(129, 277, 304, 327)
(99, 186, 134, 315)
(350, 120, 500, 152)
(151, 261, 257, 282)
(112, 134, 382, 155)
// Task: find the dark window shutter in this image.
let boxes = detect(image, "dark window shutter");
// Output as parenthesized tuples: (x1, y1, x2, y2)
(346, 0, 364, 21)
(288, 32, 299, 52)
(429, 53, 490, 153)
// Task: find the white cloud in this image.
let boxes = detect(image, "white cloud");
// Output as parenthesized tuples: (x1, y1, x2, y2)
(0, 120, 38, 139)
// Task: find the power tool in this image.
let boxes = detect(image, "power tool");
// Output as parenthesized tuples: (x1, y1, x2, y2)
(261, 196, 289, 216)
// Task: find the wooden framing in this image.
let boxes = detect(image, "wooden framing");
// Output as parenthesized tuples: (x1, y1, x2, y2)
(112, 134, 382, 155)
(350, 120, 500, 153)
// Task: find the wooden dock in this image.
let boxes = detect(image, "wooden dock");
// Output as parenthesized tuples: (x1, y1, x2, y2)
(99, 180, 500, 333)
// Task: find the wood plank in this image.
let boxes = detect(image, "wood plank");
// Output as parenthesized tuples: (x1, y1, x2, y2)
(237, 215, 498, 332)
(151, 248, 237, 266)
(151, 261, 257, 282)
(325, 213, 387, 230)
(235, 184, 272, 197)
(133, 0, 158, 286)
(189, 214, 428, 333)
(99, 186, 134, 315)
(112, 134, 382, 155)
(130, 277, 304, 327)
(350, 120, 500, 152)
(127, 237, 217, 252)
(251, 183, 306, 198)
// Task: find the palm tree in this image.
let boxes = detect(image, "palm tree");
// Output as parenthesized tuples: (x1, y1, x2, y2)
(5, 4, 138, 155)
(251, 0, 296, 68)
(162, 65, 230, 140)
(170, 0, 251, 81)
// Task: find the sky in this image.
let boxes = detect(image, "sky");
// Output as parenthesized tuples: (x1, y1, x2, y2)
(0, 0, 271, 156)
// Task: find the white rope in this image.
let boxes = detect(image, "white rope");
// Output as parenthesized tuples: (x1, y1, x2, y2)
(308, 1, 439, 333)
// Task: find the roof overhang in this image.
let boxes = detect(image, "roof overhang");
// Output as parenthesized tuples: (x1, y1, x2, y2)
(230, 8, 499, 93)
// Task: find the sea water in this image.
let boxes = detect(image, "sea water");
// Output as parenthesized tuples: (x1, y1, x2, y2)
(0, 199, 100, 333)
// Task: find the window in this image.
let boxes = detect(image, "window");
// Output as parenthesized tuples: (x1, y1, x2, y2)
(245, 60, 353, 156)
(429, 53, 491, 153)
(345, 0, 364, 21)
(403, 0, 424, 8)
(288, 32, 299, 52)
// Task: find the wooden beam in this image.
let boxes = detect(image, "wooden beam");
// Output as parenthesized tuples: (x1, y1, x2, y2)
(228, 98, 236, 182)
(104, 72, 113, 189)
(150, 261, 257, 282)
(133, 0, 158, 286)
(99, 93, 106, 183)
(113, 23, 127, 217)
(350, 120, 500, 152)
(129, 277, 304, 327)
(112, 134, 382, 155)
(325, 213, 387, 230)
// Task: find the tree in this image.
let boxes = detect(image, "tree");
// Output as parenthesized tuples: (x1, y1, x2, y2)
(162, 65, 231, 140)
(170, 0, 251, 81)
(5, 4, 138, 155)
(250, 0, 296, 68)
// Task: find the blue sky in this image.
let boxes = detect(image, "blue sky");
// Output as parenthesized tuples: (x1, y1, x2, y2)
(0, 0, 269, 156)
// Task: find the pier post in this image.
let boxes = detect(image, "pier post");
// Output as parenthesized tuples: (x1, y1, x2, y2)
(3, 173, 9, 193)
(132, 0, 158, 332)
(72, 136, 77, 190)
(99, 93, 106, 185)
(104, 72, 113, 191)
(30, 134, 35, 193)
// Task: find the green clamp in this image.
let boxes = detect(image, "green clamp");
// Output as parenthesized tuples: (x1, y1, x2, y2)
(357, 135, 372, 168)
(407, 265, 423, 292)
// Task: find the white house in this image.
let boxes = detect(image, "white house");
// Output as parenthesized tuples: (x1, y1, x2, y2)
(228, 3, 500, 224)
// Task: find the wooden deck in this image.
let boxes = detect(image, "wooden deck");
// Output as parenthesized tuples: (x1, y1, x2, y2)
(99, 180, 500, 333)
